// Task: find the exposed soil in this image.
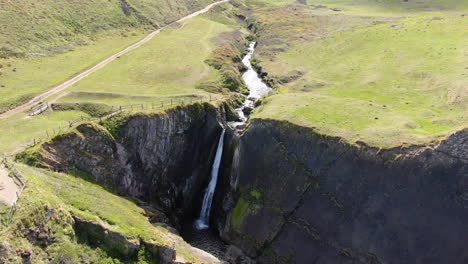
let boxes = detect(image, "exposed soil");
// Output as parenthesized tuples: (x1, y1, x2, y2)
(0, 164, 20, 207)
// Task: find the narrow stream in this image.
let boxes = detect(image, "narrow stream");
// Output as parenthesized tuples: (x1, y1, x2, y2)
(230, 41, 272, 130)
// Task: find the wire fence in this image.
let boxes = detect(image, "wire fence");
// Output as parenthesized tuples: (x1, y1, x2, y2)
(1, 94, 220, 223)
(25, 94, 219, 149)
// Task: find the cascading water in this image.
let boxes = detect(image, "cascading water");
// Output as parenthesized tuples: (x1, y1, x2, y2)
(184, 41, 271, 260)
(230, 41, 272, 130)
(194, 129, 226, 230)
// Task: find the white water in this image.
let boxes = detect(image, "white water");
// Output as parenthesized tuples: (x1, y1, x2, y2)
(242, 42, 272, 99)
(194, 129, 226, 230)
(230, 42, 272, 129)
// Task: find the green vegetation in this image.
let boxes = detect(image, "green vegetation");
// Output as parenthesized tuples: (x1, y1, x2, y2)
(0, 111, 90, 154)
(0, 3, 243, 155)
(52, 102, 114, 118)
(231, 196, 250, 231)
(312, 0, 468, 13)
(0, 0, 211, 54)
(0, 0, 212, 113)
(66, 16, 236, 103)
(0, 163, 212, 263)
(0, 34, 144, 113)
(248, 0, 468, 147)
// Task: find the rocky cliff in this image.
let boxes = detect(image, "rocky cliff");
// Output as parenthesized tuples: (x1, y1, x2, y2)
(33, 103, 224, 227)
(21, 103, 468, 264)
(216, 119, 468, 264)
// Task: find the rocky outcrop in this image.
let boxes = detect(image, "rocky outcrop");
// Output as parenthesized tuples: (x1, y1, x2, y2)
(73, 217, 176, 263)
(22, 100, 468, 263)
(35, 103, 224, 227)
(217, 119, 468, 264)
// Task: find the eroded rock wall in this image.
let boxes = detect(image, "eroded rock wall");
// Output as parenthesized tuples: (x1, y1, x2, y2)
(217, 119, 468, 264)
(37, 103, 223, 225)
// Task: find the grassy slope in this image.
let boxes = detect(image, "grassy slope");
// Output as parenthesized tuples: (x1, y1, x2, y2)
(0, 4, 241, 155)
(0, 111, 90, 154)
(250, 0, 468, 147)
(65, 16, 230, 103)
(0, 0, 212, 113)
(0, 0, 212, 53)
(0, 34, 144, 113)
(0, 163, 212, 263)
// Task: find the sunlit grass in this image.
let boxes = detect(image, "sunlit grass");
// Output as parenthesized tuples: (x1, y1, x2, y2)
(251, 1, 468, 147)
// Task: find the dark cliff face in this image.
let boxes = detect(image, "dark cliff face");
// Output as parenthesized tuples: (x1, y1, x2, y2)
(217, 119, 468, 264)
(31, 103, 468, 264)
(39, 103, 223, 226)
(119, 104, 223, 222)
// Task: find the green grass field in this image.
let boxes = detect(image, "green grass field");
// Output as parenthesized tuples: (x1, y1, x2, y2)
(312, 0, 468, 13)
(249, 0, 468, 147)
(0, 34, 145, 113)
(64, 16, 232, 103)
(0, 7, 241, 155)
(0, 0, 214, 113)
(0, 162, 214, 263)
(0, 111, 91, 154)
(0, 0, 212, 53)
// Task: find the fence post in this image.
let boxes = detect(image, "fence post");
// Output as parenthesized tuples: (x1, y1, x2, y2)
(141, 104, 144, 110)
(46, 130, 49, 138)
(120, 106, 122, 111)
(161, 101, 164, 108)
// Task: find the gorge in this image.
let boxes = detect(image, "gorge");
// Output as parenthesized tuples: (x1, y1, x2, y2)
(20, 48, 468, 263)
(4, 1, 467, 263)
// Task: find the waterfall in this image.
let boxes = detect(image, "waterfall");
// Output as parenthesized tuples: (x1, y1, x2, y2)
(194, 129, 226, 230)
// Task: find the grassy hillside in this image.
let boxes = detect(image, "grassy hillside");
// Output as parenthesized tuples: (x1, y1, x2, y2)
(0, 0, 212, 55)
(0, 0, 212, 113)
(248, 0, 468, 147)
(64, 16, 235, 103)
(0, 2, 246, 155)
(312, 0, 468, 13)
(0, 162, 216, 263)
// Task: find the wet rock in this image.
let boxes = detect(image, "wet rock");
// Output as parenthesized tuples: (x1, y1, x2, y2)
(242, 106, 254, 115)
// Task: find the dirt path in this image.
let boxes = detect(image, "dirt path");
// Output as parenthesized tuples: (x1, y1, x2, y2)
(0, 165, 20, 207)
(0, 0, 228, 120)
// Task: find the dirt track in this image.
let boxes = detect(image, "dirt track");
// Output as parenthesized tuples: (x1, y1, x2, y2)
(0, 0, 228, 120)
(0, 165, 20, 207)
